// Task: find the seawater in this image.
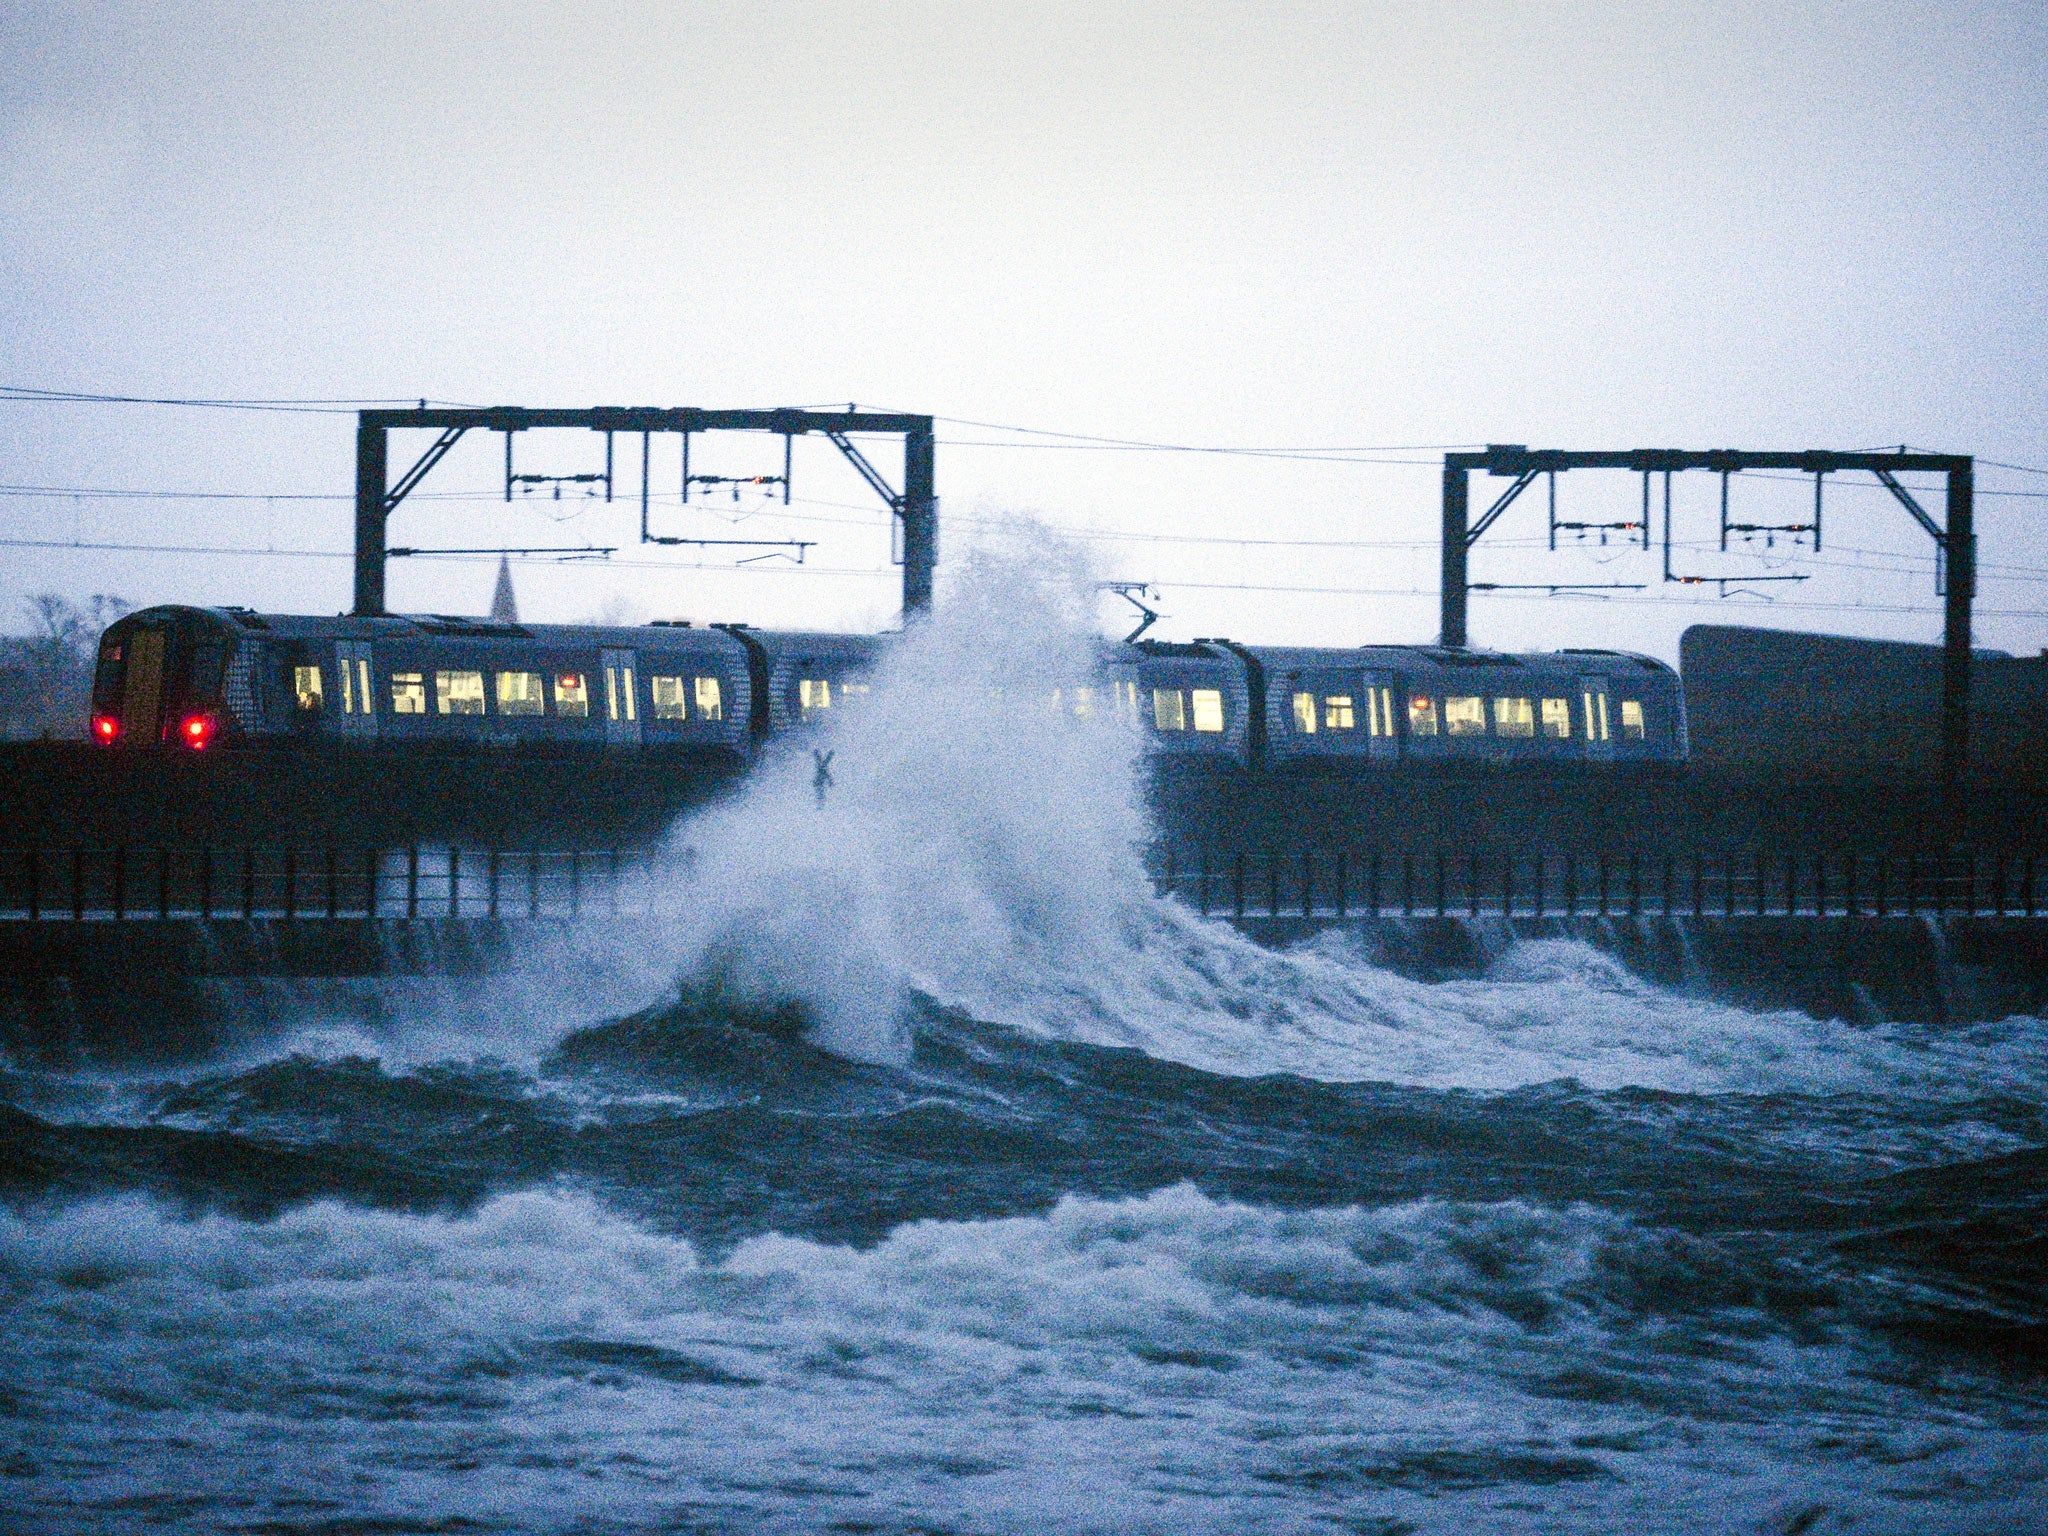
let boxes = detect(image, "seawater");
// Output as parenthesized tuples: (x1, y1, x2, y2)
(2, 532, 2044, 1535)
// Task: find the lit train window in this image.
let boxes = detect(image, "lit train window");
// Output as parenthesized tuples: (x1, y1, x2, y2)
(1367, 687, 1396, 738)
(799, 678, 832, 716)
(437, 670, 486, 715)
(1620, 699, 1646, 740)
(1153, 688, 1186, 732)
(1408, 695, 1438, 736)
(841, 682, 871, 702)
(694, 676, 723, 721)
(1070, 686, 1095, 718)
(1493, 697, 1534, 738)
(498, 671, 545, 716)
(1322, 695, 1355, 731)
(650, 676, 689, 720)
(605, 665, 636, 722)
(1113, 680, 1142, 724)
(1291, 692, 1316, 734)
(1540, 698, 1570, 739)
(1190, 689, 1225, 733)
(554, 672, 589, 718)
(1583, 690, 1609, 741)
(293, 666, 323, 711)
(1445, 695, 1486, 736)
(390, 673, 426, 714)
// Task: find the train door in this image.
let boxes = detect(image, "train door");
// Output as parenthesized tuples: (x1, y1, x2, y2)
(1580, 676, 1613, 761)
(601, 648, 641, 747)
(334, 642, 377, 742)
(121, 626, 166, 743)
(1360, 671, 1398, 761)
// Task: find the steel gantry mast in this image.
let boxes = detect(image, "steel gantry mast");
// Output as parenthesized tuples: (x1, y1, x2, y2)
(1440, 444, 1976, 798)
(353, 406, 937, 620)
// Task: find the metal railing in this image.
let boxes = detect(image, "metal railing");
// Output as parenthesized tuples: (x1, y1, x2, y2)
(0, 844, 2039, 922)
(0, 847, 664, 921)
(1145, 847, 2044, 921)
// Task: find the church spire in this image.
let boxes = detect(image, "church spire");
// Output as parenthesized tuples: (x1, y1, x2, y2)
(489, 555, 519, 623)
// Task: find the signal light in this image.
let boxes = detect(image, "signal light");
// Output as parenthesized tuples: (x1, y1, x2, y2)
(91, 714, 119, 744)
(180, 714, 214, 750)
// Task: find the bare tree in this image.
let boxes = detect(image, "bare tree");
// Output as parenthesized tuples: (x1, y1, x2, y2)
(0, 593, 130, 739)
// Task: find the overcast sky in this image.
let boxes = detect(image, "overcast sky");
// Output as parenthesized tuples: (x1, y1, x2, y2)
(2, 1, 2043, 659)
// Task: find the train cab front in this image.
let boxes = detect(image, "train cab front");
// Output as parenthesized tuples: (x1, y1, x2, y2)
(90, 606, 238, 750)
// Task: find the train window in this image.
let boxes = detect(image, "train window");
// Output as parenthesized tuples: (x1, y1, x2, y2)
(694, 676, 723, 721)
(1291, 691, 1316, 734)
(1191, 689, 1225, 733)
(340, 660, 354, 713)
(1322, 695, 1355, 730)
(650, 675, 689, 720)
(1367, 687, 1396, 738)
(1540, 698, 1570, 739)
(1619, 699, 1646, 740)
(498, 671, 545, 716)
(1070, 686, 1094, 718)
(554, 672, 590, 718)
(293, 666, 323, 711)
(605, 666, 637, 722)
(799, 678, 832, 716)
(436, 670, 486, 715)
(1445, 695, 1487, 736)
(1582, 691, 1610, 741)
(1408, 695, 1439, 736)
(391, 672, 426, 715)
(1493, 697, 1534, 738)
(1152, 688, 1186, 731)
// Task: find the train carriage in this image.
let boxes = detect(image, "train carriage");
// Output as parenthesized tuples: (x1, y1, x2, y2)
(90, 606, 1687, 776)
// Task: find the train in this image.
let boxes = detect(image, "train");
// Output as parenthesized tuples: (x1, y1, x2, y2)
(86, 605, 1689, 774)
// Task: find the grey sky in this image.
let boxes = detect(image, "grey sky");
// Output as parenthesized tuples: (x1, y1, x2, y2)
(2, 1, 2043, 658)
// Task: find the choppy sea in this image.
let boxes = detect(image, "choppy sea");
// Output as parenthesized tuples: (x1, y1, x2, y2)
(3, 551, 2044, 1533)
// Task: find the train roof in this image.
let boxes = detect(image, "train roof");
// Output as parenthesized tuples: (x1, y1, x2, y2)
(1115, 636, 1673, 675)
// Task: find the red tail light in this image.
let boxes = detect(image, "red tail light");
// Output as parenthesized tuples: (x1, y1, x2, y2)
(180, 714, 214, 749)
(92, 714, 120, 744)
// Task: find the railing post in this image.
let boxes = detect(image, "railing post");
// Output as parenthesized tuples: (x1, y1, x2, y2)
(610, 849, 622, 915)
(326, 847, 339, 919)
(283, 846, 297, 920)
(1691, 852, 1703, 918)
(242, 846, 256, 920)
(1301, 851, 1314, 918)
(1877, 854, 1890, 918)
(1994, 855, 2007, 917)
(1815, 852, 1827, 917)
(1565, 854, 1578, 917)
(1628, 853, 1640, 918)
(199, 847, 212, 920)
(1467, 853, 1479, 919)
(1534, 852, 1545, 918)
(570, 850, 583, 917)
(25, 848, 38, 922)
(71, 847, 84, 922)
(1502, 853, 1515, 919)
(1231, 852, 1245, 919)
(1266, 850, 1279, 917)
(112, 846, 126, 921)
(1368, 851, 1380, 916)
(406, 845, 419, 920)
(1596, 853, 1608, 918)
(157, 848, 170, 920)
(1661, 852, 1673, 917)
(449, 847, 461, 918)
(488, 849, 501, 919)
(1198, 848, 1210, 916)
(1335, 849, 1347, 918)
(2025, 854, 2037, 918)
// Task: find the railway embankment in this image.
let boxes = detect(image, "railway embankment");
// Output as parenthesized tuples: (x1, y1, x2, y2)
(2, 908, 2041, 1067)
